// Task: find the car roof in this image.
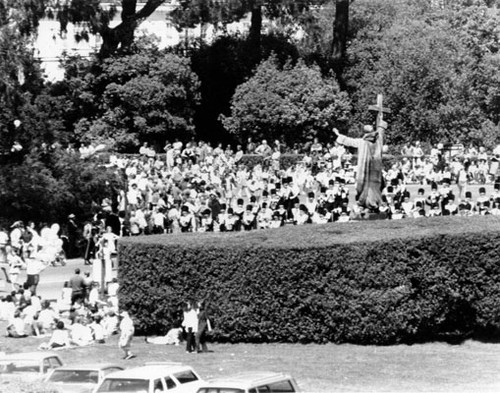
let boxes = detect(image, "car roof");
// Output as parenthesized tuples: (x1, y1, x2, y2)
(0, 352, 61, 361)
(51, 363, 122, 371)
(103, 365, 195, 379)
(202, 372, 295, 388)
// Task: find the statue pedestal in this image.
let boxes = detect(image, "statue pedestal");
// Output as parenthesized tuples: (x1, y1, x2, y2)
(352, 212, 388, 221)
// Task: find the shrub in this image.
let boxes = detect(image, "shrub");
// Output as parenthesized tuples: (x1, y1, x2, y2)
(118, 215, 500, 344)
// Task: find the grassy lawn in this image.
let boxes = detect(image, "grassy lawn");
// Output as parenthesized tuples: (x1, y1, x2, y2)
(1, 325, 499, 393)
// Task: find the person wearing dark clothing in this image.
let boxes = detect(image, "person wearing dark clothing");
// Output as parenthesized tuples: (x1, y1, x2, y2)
(69, 268, 85, 305)
(67, 214, 79, 259)
(105, 212, 121, 236)
(195, 301, 211, 353)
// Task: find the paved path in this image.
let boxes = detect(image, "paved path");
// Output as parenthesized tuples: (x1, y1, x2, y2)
(0, 258, 117, 301)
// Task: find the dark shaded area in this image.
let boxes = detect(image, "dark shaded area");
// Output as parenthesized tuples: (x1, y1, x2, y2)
(187, 34, 300, 146)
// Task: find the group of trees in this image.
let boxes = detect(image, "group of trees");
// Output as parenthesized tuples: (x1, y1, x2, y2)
(2, 0, 500, 222)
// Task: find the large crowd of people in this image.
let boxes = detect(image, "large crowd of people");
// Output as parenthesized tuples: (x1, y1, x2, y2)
(1, 136, 499, 357)
(103, 139, 500, 238)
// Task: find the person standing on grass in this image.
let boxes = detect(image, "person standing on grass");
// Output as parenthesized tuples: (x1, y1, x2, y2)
(196, 301, 212, 353)
(182, 301, 198, 353)
(25, 257, 46, 296)
(119, 310, 135, 359)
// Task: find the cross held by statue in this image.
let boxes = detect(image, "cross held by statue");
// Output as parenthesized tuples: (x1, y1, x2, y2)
(368, 94, 391, 127)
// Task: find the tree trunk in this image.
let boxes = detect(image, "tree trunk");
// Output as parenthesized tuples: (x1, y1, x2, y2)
(248, 0, 262, 62)
(98, 0, 164, 58)
(332, 0, 349, 62)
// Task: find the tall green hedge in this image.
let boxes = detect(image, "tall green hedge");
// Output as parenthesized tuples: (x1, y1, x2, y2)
(118, 216, 500, 344)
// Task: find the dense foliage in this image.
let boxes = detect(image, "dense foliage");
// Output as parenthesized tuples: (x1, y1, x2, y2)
(345, 0, 500, 147)
(61, 39, 201, 151)
(222, 56, 351, 144)
(0, 149, 124, 224)
(118, 215, 500, 344)
(187, 34, 300, 145)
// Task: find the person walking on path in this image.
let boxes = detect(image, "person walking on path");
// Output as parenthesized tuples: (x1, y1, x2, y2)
(69, 268, 85, 305)
(25, 257, 47, 295)
(119, 310, 135, 360)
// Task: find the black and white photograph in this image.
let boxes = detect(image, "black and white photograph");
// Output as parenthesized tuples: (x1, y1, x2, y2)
(1, 1, 500, 392)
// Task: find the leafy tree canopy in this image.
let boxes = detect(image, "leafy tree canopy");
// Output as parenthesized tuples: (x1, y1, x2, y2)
(221, 55, 351, 145)
(344, 0, 500, 148)
(62, 38, 201, 152)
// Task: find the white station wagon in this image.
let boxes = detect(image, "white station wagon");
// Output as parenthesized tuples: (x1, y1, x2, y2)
(92, 363, 204, 393)
(196, 372, 301, 393)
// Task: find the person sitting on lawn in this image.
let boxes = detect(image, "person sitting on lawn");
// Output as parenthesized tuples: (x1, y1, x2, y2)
(39, 320, 71, 350)
(6, 309, 28, 338)
(36, 300, 59, 334)
(70, 316, 94, 346)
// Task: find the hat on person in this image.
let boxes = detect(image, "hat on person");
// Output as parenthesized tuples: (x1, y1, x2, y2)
(10, 221, 23, 228)
(479, 187, 486, 194)
(68, 214, 75, 219)
(465, 191, 472, 198)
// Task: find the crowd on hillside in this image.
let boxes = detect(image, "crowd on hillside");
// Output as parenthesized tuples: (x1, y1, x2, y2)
(1, 137, 499, 276)
(99, 138, 500, 237)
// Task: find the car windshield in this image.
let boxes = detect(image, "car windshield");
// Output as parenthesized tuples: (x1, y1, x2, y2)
(174, 370, 198, 384)
(197, 389, 245, 393)
(48, 369, 99, 384)
(97, 378, 149, 392)
(0, 360, 39, 374)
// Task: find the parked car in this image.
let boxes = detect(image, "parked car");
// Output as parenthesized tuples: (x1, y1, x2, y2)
(45, 363, 124, 393)
(196, 372, 301, 393)
(93, 363, 204, 393)
(0, 351, 63, 381)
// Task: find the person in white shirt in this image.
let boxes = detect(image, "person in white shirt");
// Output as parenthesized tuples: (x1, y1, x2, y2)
(6, 310, 27, 338)
(9, 222, 23, 255)
(6, 245, 24, 290)
(119, 311, 135, 359)
(70, 316, 94, 346)
(25, 258, 47, 295)
(36, 300, 59, 333)
(0, 227, 10, 264)
(89, 315, 106, 343)
(182, 301, 198, 353)
(40, 321, 70, 349)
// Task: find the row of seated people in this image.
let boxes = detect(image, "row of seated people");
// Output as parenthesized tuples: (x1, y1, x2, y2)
(125, 183, 500, 235)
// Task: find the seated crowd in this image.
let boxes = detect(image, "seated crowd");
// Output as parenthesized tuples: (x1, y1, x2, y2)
(100, 138, 499, 235)
(0, 278, 120, 349)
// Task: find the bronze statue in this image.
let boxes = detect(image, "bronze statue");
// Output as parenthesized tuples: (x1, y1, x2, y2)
(333, 94, 390, 211)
